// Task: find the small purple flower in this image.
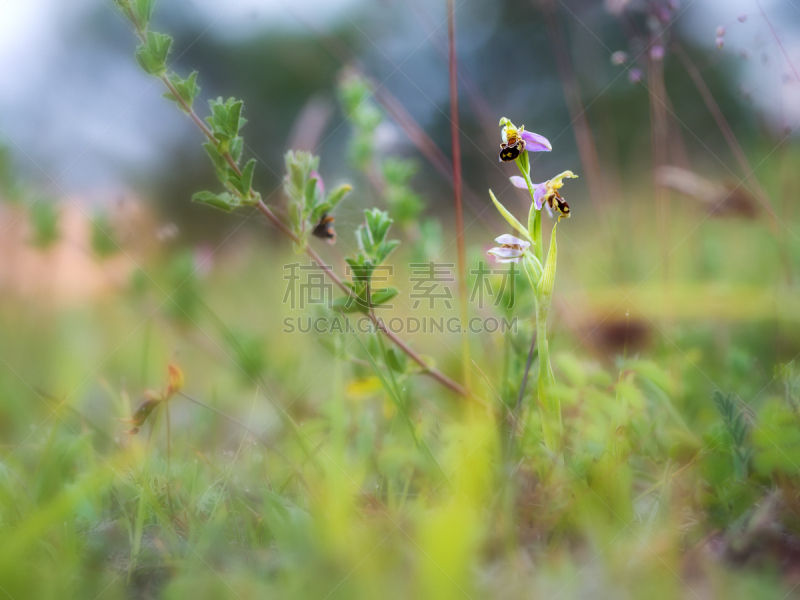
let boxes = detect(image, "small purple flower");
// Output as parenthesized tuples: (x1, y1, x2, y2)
(628, 68, 643, 83)
(716, 25, 726, 37)
(655, 6, 672, 22)
(611, 51, 628, 66)
(738, 14, 747, 23)
(716, 37, 725, 50)
(650, 45, 665, 60)
(487, 234, 530, 264)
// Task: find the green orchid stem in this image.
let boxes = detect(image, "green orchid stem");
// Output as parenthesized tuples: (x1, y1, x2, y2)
(536, 297, 562, 453)
(518, 152, 562, 454)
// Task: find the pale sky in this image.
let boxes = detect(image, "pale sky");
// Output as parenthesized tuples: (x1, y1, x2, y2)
(0, 0, 796, 194)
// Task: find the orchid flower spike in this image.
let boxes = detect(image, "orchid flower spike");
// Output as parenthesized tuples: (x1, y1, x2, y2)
(510, 170, 578, 220)
(497, 117, 551, 162)
(487, 234, 531, 263)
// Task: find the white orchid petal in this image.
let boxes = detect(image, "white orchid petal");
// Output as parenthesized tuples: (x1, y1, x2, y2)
(488, 246, 525, 259)
(494, 234, 530, 249)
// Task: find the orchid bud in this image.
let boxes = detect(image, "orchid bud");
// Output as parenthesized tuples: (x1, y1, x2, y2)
(715, 37, 725, 50)
(716, 25, 726, 37)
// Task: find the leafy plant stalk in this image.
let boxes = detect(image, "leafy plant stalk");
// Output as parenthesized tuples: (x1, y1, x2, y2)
(490, 145, 565, 452)
(116, 2, 468, 399)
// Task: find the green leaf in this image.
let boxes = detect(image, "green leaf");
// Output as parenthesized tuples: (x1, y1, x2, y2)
(332, 297, 362, 314)
(132, 0, 155, 27)
(489, 189, 531, 242)
(385, 347, 407, 373)
(206, 97, 247, 141)
(374, 239, 400, 265)
(202, 142, 230, 185)
(228, 158, 256, 199)
(134, 31, 172, 76)
(538, 223, 558, 310)
(162, 71, 200, 112)
(229, 137, 243, 164)
(192, 191, 239, 212)
(304, 176, 320, 211)
(240, 158, 256, 197)
(521, 253, 541, 294)
(326, 183, 352, 210)
(370, 287, 398, 306)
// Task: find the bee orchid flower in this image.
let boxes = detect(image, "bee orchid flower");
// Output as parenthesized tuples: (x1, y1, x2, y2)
(498, 117, 551, 162)
(487, 234, 531, 263)
(510, 170, 578, 219)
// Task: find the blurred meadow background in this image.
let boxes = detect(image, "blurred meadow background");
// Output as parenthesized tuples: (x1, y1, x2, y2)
(2, 0, 800, 598)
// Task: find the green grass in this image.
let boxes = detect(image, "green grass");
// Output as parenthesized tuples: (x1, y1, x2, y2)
(1, 188, 800, 599)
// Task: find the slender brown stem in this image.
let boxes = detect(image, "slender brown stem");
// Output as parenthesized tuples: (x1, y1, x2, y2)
(282, 10, 496, 228)
(756, 0, 800, 84)
(674, 44, 778, 230)
(447, 0, 471, 390)
(406, 1, 496, 146)
(538, 0, 606, 214)
(124, 9, 469, 399)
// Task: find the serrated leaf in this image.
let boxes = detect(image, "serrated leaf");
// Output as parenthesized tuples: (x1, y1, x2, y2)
(206, 97, 246, 141)
(489, 189, 531, 242)
(228, 158, 256, 198)
(304, 176, 319, 210)
(192, 191, 239, 212)
(163, 71, 200, 112)
(374, 239, 400, 264)
(133, 0, 155, 27)
(229, 137, 243, 164)
(134, 31, 172, 76)
(203, 142, 229, 182)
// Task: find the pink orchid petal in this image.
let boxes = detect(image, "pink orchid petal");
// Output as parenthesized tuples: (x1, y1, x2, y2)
(520, 130, 552, 152)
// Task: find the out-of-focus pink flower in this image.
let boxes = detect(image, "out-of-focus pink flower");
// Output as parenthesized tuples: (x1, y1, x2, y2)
(650, 45, 665, 60)
(194, 243, 214, 277)
(310, 170, 325, 196)
(628, 68, 643, 83)
(611, 51, 628, 65)
(716, 25, 726, 37)
(716, 37, 725, 51)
